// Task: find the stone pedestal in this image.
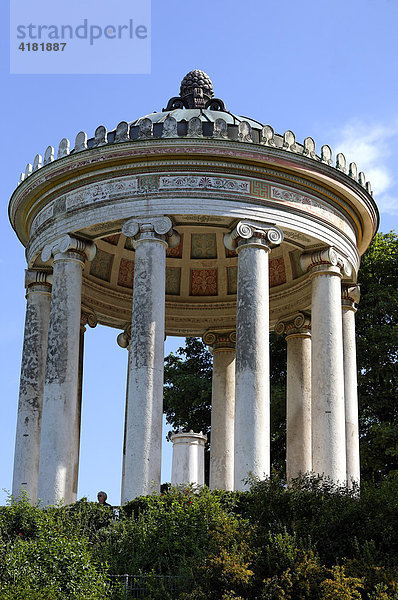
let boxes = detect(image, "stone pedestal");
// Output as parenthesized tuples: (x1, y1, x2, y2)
(171, 431, 207, 487)
(12, 270, 52, 503)
(122, 217, 179, 502)
(224, 222, 283, 490)
(37, 235, 95, 505)
(203, 330, 236, 491)
(342, 285, 360, 487)
(301, 248, 350, 484)
(275, 313, 312, 481)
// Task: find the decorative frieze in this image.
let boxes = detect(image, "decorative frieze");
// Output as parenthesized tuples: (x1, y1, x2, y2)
(159, 175, 250, 193)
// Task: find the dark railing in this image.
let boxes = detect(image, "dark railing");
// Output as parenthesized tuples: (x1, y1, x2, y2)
(108, 574, 184, 600)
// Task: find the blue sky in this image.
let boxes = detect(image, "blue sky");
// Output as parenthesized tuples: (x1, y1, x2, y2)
(1, 0, 397, 506)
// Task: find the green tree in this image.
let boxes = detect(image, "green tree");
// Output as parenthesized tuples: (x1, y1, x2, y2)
(356, 231, 398, 481)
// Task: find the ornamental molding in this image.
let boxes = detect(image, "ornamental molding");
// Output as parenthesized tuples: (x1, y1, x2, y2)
(159, 175, 250, 193)
(41, 234, 96, 263)
(202, 329, 236, 350)
(342, 284, 360, 308)
(122, 216, 180, 248)
(224, 221, 284, 252)
(80, 310, 98, 329)
(117, 324, 132, 349)
(300, 247, 352, 278)
(25, 268, 53, 288)
(274, 312, 311, 337)
(27, 167, 356, 244)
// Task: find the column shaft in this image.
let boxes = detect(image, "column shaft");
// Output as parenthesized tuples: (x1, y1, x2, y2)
(342, 294, 360, 487)
(38, 235, 95, 505)
(235, 245, 270, 489)
(225, 223, 283, 491)
(286, 332, 312, 480)
(12, 273, 51, 502)
(310, 262, 346, 482)
(122, 217, 177, 501)
(202, 330, 236, 491)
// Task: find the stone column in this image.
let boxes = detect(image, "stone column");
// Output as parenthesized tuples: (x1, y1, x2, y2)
(37, 235, 96, 505)
(342, 284, 360, 487)
(275, 313, 312, 482)
(121, 217, 180, 502)
(202, 330, 236, 491)
(116, 325, 131, 504)
(301, 248, 351, 484)
(224, 222, 283, 491)
(12, 270, 52, 503)
(170, 431, 207, 487)
(73, 311, 97, 498)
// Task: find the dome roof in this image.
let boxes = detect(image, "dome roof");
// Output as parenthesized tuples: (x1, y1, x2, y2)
(132, 108, 263, 129)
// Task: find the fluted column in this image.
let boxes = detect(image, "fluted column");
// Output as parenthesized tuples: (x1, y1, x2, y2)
(122, 217, 180, 502)
(275, 313, 312, 482)
(37, 235, 96, 505)
(224, 221, 283, 490)
(342, 284, 360, 487)
(301, 248, 351, 484)
(12, 270, 52, 503)
(203, 330, 236, 491)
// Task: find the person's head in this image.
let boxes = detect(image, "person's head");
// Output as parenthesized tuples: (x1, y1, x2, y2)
(97, 491, 107, 504)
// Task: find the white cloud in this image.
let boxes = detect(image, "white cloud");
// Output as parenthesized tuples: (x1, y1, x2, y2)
(332, 121, 398, 215)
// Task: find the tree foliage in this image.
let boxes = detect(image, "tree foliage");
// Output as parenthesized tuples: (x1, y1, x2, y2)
(356, 231, 398, 480)
(3, 478, 398, 599)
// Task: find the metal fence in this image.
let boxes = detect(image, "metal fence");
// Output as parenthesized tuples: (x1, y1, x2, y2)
(108, 574, 183, 600)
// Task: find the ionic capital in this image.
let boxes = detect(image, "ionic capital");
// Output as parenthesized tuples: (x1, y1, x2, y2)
(342, 284, 360, 312)
(80, 310, 98, 331)
(117, 324, 132, 349)
(25, 269, 53, 291)
(122, 216, 180, 249)
(223, 221, 283, 253)
(300, 247, 351, 279)
(202, 329, 236, 351)
(275, 312, 311, 339)
(41, 234, 96, 264)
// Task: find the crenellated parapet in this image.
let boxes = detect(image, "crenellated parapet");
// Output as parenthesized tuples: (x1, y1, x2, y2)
(16, 71, 373, 198)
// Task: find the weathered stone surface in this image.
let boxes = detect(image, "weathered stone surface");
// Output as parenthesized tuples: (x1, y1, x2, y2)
(57, 138, 70, 158)
(342, 285, 360, 487)
(37, 237, 95, 506)
(203, 330, 236, 491)
(44, 146, 55, 165)
(12, 273, 51, 503)
(75, 131, 87, 152)
(115, 121, 129, 142)
(304, 252, 346, 483)
(122, 219, 171, 502)
(276, 313, 312, 481)
(93, 125, 107, 147)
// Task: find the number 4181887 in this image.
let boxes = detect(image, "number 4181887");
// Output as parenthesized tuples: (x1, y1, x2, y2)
(18, 42, 66, 51)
